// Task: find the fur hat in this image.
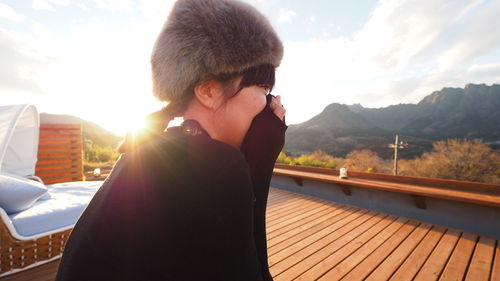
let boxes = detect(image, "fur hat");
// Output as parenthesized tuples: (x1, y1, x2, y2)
(151, 0, 284, 103)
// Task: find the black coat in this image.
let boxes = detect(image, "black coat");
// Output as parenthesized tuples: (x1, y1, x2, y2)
(55, 106, 287, 281)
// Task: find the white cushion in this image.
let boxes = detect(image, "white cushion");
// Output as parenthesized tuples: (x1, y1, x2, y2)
(9, 181, 102, 236)
(0, 174, 48, 214)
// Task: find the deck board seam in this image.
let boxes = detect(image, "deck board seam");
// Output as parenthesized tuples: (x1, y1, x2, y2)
(314, 216, 400, 280)
(411, 226, 450, 280)
(284, 211, 384, 275)
(488, 239, 498, 281)
(437, 229, 463, 280)
(266, 199, 333, 225)
(369, 222, 433, 281)
(274, 208, 368, 253)
(267, 196, 327, 216)
(336, 217, 417, 281)
(267, 200, 341, 224)
(354, 221, 424, 281)
(329, 217, 412, 280)
(267, 206, 358, 248)
(493, 239, 500, 281)
(272, 212, 389, 280)
(267, 203, 351, 236)
(268, 208, 372, 259)
(461, 233, 480, 281)
(266, 203, 344, 235)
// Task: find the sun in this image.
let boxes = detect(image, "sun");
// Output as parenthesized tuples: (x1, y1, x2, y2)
(128, 116, 149, 135)
(107, 112, 151, 138)
(101, 103, 185, 138)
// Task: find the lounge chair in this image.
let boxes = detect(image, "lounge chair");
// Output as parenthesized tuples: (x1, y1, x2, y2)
(0, 104, 103, 277)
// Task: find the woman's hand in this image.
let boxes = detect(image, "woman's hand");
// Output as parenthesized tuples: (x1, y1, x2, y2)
(269, 95, 286, 121)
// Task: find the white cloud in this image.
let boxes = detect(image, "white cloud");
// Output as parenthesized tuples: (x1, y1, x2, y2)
(32, 0, 71, 12)
(137, 0, 175, 28)
(328, 23, 341, 31)
(274, 0, 500, 124)
(2, 0, 500, 131)
(352, 0, 484, 73)
(436, 1, 500, 70)
(32, 0, 56, 11)
(76, 2, 90, 11)
(0, 28, 54, 96)
(1, 3, 49, 37)
(278, 8, 296, 24)
(93, 0, 134, 12)
(0, 3, 26, 22)
(468, 62, 500, 77)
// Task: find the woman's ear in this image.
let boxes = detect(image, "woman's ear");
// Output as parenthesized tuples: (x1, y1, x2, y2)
(193, 79, 224, 110)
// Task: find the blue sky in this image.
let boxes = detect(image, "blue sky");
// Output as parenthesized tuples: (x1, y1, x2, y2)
(1, 0, 500, 135)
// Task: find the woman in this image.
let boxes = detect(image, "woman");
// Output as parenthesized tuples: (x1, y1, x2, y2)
(56, 0, 286, 280)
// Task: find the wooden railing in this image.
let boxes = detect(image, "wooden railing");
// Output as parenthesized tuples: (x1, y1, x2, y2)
(273, 163, 500, 208)
(35, 124, 84, 184)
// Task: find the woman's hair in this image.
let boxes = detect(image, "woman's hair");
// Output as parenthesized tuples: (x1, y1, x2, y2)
(117, 63, 276, 154)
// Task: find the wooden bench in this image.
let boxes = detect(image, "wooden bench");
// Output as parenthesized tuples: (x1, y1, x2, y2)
(273, 163, 500, 209)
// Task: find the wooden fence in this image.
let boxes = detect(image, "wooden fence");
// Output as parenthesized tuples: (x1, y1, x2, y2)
(35, 124, 84, 184)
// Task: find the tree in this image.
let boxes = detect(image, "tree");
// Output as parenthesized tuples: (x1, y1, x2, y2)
(399, 139, 500, 183)
(276, 151, 294, 165)
(293, 150, 337, 168)
(84, 143, 120, 163)
(276, 150, 337, 169)
(343, 149, 389, 173)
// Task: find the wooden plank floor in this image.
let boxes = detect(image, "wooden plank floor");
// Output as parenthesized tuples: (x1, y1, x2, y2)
(3, 187, 499, 281)
(0, 260, 59, 281)
(266, 188, 500, 281)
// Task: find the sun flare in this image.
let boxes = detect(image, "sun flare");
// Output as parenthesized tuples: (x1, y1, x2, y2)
(127, 116, 149, 135)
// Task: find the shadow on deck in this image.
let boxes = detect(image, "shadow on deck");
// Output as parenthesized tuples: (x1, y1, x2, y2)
(2, 187, 499, 281)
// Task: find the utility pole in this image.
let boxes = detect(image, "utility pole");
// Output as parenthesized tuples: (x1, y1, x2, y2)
(388, 134, 408, 175)
(394, 135, 399, 175)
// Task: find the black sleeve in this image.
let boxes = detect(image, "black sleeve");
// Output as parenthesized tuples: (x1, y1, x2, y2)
(240, 102, 288, 281)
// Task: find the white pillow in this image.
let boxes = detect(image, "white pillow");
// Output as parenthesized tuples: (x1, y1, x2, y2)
(0, 174, 48, 214)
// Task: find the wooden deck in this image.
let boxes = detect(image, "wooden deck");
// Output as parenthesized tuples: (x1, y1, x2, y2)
(2, 187, 499, 281)
(266, 188, 499, 280)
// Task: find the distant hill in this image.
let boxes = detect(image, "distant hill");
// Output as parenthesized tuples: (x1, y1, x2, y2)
(284, 83, 500, 159)
(40, 113, 122, 148)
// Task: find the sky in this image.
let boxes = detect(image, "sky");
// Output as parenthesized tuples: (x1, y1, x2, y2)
(1, 0, 500, 136)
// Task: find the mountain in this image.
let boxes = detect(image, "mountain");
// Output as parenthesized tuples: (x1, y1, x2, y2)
(40, 113, 122, 148)
(348, 103, 420, 131)
(404, 84, 500, 139)
(285, 103, 396, 158)
(284, 83, 500, 159)
(350, 83, 500, 140)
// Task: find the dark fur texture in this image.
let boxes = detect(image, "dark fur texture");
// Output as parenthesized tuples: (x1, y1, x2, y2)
(151, 0, 284, 102)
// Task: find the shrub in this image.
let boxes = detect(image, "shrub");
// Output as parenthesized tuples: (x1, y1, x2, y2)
(399, 139, 499, 183)
(276, 152, 294, 165)
(277, 150, 337, 169)
(84, 142, 119, 163)
(343, 149, 390, 173)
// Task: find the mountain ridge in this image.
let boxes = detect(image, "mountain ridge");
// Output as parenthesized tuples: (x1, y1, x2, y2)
(284, 83, 500, 158)
(39, 83, 499, 159)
